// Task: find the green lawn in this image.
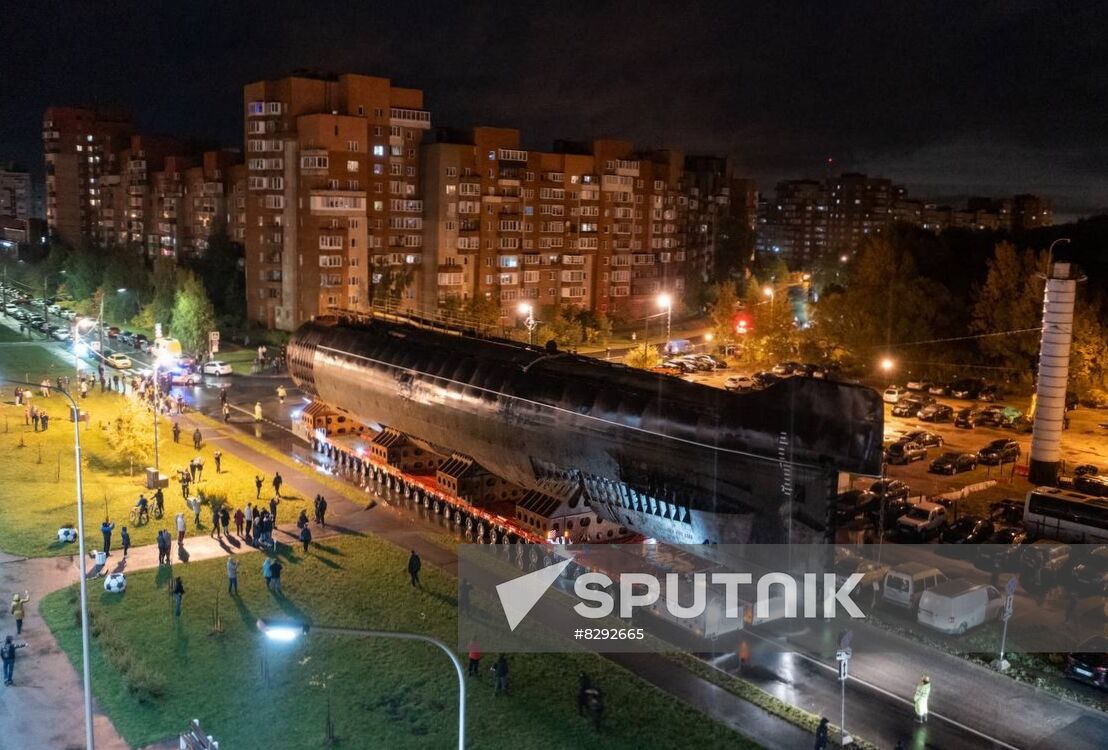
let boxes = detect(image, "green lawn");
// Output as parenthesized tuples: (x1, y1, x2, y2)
(0, 324, 30, 343)
(41, 535, 757, 749)
(0, 364, 312, 557)
(217, 347, 260, 375)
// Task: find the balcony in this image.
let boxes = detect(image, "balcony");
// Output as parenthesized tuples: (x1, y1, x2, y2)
(308, 190, 366, 216)
(389, 107, 432, 130)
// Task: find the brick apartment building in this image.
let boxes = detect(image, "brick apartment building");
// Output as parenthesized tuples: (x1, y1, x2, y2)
(43, 106, 132, 247)
(241, 73, 430, 330)
(422, 127, 693, 321)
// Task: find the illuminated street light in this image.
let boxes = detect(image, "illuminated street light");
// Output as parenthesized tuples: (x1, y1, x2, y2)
(762, 285, 774, 298)
(840, 254, 849, 263)
(517, 302, 537, 346)
(880, 357, 895, 374)
(256, 618, 466, 750)
(657, 293, 673, 348)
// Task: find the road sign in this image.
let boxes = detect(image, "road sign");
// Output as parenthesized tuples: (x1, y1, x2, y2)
(1006, 575, 1019, 596)
(208, 330, 220, 354)
(155, 323, 163, 339)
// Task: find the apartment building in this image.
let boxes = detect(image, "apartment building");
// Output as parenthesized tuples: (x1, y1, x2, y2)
(42, 107, 132, 247)
(174, 150, 240, 258)
(242, 73, 430, 330)
(1012, 193, 1053, 230)
(825, 173, 895, 257)
(421, 128, 689, 321)
(0, 164, 32, 221)
(757, 179, 827, 266)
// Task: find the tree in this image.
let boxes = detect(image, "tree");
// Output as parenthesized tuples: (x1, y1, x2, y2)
(106, 398, 154, 471)
(150, 257, 177, 331)
(815, 235, 950, 369)
(625, 343, 662, 370)
(171, 270, 217, 354)
(971, 242, 1047, 374)
(61, 242, 101, 302)
(188, 233, 245, 327)
(1071, 294, 1108, 394)
(464, 294, 502, 328)
(707, 280, 740, 344)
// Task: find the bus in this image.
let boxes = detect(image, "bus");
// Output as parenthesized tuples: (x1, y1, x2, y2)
(1024, 486, 1108, 543)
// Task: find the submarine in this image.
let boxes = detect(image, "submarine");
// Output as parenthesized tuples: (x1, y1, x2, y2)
(287, 314, 884, 544)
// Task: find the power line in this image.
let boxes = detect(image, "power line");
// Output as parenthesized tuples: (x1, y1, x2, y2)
(871, 327, 1041, 350)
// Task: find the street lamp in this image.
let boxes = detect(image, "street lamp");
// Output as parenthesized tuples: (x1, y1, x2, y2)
(257, 618, 466, 750)
(657, 293, 672, 349)
(517, 302, 537, 346)
(880, 356, 895, 375)
(1, 377, 95, 749)
(152, 352, 175, 473)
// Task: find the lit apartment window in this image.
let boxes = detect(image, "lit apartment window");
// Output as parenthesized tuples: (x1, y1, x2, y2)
(347, 160, 359, 172)
(373, 145, 385, 157)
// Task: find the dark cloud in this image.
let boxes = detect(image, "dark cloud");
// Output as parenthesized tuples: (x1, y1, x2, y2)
(2, 1, 1104, 215)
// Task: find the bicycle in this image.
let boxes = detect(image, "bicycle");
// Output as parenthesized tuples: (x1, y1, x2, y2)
(128, 506, 151, 526)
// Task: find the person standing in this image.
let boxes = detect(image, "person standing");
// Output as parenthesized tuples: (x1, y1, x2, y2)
(190, 496, 202, 528)
(233, 506, 245, 537)
(213, 450, 223, 474)
(175, 512, 186, 547)
(299, 524, 312, 554)
(222, 403, 231, 423)
(254, 401, 263, 422)
(272, 472, 283, 499)
(2, 635, 26, 686)
(226, 557, 239, 595)
(39, 413, 49, 431)
(156, 529, 168, 565)
(262, 557, 273, 591)
(100, 519, 115, 556)
(9, 592, 30, 635)
(210, 502, 221, 539)
(171, 577, 185, 617)
(220, 505, 231, 537)
(408, 550, 422, 588)
(269, 495, 280, 523)
(276, 385, 287, 404)
(31, 407, 39, 432)
(913, 675, 932, 723)
(153, 487, 164, 518)
(466, 637, 481, 677)
(254, 475, 264, 499)
(814, 717, 830, 749)
(120, 526, 131, 559)
(192, 428, 202, 450)
(492, 655, 509, 695)
(317, 496, 328, 527)
(172, 422, 181, 444)
(195, 457, 204, 482)
(269, 558, 283, 595)
(244, 504, 254, 542)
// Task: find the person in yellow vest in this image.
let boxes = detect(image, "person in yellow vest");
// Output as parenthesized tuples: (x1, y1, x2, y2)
(254, 402, 263, 422)
(913, 675, 932, 723)
(9, 591, 30, 635)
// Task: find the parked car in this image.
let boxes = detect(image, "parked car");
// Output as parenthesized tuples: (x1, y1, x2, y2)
(974, 405, 1006, 427)
(954, 407, 977, 429)
(723, 375, 756, 392)
(1073, 464, 1099, 477)
(106, 326, 120, 338)
(883, 563, 948, 609)
(885, 440, 927, 465)
(1070, 546, 1108, 595)
(170, 371, 202, 386)
(202, 360, 234, 376)
(883, 385, 909, 404)
(702, 354, 729, 370)
(1019, 541, 1072, 584)
(771, 361, 801, 376)
(978, 384, 1006, 402)
(897, 501, 949, 537)
(106, 353, 132, 369)
(751, 371, 780, 388)
(902, 429, 943, 448)
(1064, 636, 1108, 691)
(917, 580, 1004, 635)
(951, 378, 986, 399)
(905, 377, 934, 392)
(118, 331, 135, 345)
(891, 397, 927, 417)
(988, 499, 1024, 527)
(870, 479, 910, 502)
(928, 382, 951, 396)
(1074, 473, 1108, 498)
(662, 358, 696, 373)
(976, 528, 1031, 571)
(929, 452, 978, 475)
(834, 557, 889, 590)
(836, 490, 879, 525)
(869, 497, 915, 529)
(977, 438, 1021, 465)
(940, 516, 995, 544)
(917, 403, 954, 422)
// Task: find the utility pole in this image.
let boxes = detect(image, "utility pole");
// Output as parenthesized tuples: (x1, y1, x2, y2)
(992, 576, 1018, 672)
(43, 275, 49, 325)
(836, 629, 853, 747)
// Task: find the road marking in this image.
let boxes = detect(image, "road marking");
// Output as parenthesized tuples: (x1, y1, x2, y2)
(740, 627, 1022, 750)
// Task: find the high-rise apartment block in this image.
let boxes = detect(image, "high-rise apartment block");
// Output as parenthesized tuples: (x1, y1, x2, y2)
(43, 107, 133, 247)
(241, 73, 430, 330)
(421, 127, 692, 320)
(0, 164, 32, 221)
(759, 172, 1054, 267)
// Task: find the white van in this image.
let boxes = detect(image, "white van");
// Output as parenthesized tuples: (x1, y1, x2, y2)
(882, 562, 947, 609)
(917, 579, 1003, 635)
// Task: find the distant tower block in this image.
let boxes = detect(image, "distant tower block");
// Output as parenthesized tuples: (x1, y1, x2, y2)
(1029, 262, 1081, 486)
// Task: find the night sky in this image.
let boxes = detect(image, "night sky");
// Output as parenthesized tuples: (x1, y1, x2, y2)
(3, 1, 1105, 218)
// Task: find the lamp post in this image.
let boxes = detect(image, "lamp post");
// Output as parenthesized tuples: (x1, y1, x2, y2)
(517, 302, 537, 346)
(880, 357, 895, 376)
(657, 293, 672, 351)
(258, 619, 466, 750)
(1, 376, 95, 749)
(152, 353, 174, 473)
(98, 288, 127, 354)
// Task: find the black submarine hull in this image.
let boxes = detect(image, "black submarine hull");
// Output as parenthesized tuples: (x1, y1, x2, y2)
(288, 318, 883, 544)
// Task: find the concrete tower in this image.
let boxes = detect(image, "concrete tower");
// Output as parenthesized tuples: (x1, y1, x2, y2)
(1028, 261, 1082, 485)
